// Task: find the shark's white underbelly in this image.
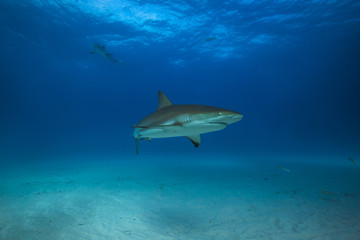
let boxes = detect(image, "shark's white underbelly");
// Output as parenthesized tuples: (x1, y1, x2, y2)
(139, 122, 227, 138)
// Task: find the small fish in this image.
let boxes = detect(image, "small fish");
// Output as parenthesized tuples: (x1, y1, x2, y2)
(205, 35, 216, 42)
(348, 157, 356, 166)
(321, 189, 334, 195)
(278, 166, 290, 172)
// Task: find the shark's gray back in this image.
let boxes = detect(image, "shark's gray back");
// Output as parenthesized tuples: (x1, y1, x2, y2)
(137, 104, 238, 127)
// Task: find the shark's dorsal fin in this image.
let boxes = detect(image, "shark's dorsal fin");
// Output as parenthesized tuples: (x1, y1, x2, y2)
(186, 135, 201, 148)
(158, 91, 172, 110)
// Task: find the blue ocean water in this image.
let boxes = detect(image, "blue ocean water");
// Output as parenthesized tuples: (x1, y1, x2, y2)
(1, 1, 360, 239)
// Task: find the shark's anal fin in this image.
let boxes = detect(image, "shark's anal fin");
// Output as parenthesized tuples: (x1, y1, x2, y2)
(158, 91, 172, 110)
(186, 135, 201, 148)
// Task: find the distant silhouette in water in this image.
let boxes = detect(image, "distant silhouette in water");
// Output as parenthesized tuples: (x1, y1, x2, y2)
(90, 43, 126, 66)
(205, 35, 216, 42)
(321, 189, 335, 195)
(348, 157, 357, 166)
(278, 166, 291, 172)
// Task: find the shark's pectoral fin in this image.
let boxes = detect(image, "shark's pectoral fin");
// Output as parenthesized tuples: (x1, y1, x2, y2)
(186, 135, 201, 148)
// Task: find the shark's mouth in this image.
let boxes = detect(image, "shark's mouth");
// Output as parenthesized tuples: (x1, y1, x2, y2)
(209, 122, 227, 125)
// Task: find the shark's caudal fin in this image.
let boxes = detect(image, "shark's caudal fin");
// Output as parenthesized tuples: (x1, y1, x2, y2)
(186, 135, 201, 148)
(158, 91, 172, 110)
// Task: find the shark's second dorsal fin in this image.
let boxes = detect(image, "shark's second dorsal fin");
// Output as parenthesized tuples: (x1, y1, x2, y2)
(158, 91, 172, 110)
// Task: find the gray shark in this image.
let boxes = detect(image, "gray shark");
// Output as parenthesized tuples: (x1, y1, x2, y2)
(133, 91, 243, 154)
(90, 43, 126, 65)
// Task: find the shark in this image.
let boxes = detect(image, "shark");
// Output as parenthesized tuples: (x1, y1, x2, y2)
(133, 91, 243, 154)
(90, 43, 126, 65)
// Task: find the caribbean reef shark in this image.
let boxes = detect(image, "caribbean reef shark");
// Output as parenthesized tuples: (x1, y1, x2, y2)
(133, 91, 243, 154)
(90, 43, 126, 65)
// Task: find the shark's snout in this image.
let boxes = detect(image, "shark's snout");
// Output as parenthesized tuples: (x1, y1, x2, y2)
(232, 113, 243, 120)
(216, 111, 243, 124)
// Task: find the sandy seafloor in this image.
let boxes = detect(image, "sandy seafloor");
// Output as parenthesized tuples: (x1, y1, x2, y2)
(0, 154, 359, 240)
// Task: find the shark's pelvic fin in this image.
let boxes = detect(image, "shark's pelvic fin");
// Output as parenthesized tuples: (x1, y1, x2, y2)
(135, 138, 139, 155)
(158, 91, 172, 110)
(186, 135, 201, 148)
(135, 136, 153, 154)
